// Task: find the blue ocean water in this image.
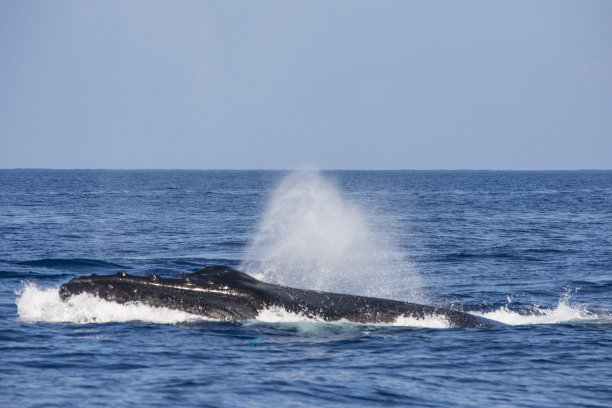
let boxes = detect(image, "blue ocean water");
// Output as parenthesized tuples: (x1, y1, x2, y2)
(1, 169, 611, 407)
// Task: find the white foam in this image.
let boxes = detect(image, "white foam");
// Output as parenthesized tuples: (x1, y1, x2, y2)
(254, 306, 450, 328)
(255, 306, 325, 323)
(390, 314, 451, 328)
(472, 300, 600, 326)
(16, 283, 205, 324)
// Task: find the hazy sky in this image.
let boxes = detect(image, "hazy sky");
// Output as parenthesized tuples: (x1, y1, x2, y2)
(1, 1, 611, 169)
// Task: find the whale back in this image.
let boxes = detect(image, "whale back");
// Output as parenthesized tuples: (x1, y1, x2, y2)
(59, 265, 501, 327)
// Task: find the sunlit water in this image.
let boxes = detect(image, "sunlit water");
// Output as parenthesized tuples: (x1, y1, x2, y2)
(1, 170, 611, 407)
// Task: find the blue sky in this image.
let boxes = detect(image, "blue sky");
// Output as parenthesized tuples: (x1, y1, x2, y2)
(1, 1, 611, 169)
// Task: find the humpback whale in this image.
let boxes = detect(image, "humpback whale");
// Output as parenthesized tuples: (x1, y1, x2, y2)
(59, 265, 499, 328)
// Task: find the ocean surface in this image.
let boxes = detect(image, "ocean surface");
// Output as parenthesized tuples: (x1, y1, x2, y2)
(1, 169, 611, 407)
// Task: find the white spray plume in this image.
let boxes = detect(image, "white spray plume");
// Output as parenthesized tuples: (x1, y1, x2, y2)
(241, 171, 422, 301)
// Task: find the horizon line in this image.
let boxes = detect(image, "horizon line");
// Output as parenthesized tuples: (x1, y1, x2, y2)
(2, 168, 611, 172)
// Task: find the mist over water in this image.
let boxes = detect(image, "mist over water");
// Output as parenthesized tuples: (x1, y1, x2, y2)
(240, 171, 422, 301)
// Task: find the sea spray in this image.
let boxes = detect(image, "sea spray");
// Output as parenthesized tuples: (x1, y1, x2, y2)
(16, 283, 205, 324)
(473, 291, 602, 326)
(240, 171, 423, 301)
